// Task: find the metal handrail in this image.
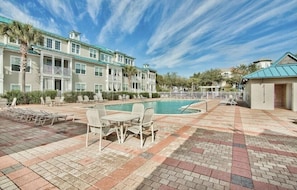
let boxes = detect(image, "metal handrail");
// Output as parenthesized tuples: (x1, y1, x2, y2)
(180, 100, 197, 113)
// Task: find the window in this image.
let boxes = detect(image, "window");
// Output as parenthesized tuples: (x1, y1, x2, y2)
(100, 53, 111, 63)
(10, 84, 31, 92)
(75, 63, 86, 74)
(55, 41, 61, 50)
(71, 43, 80, 54)
(94, 84, 103, 93)
(44, 37, 61, 51)
(46, 38, 52, 48)
(9, 37, 20, 44)
(118, 55, 123, 62)
(123, 84, 128, 91)
(95, 66, 103, 76)
(10, 56, 30, 72)
(75, 83, 86, 92)
(90, 48, 97, 58)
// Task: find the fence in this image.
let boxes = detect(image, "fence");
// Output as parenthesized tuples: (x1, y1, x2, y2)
(158, 91, 243, 100)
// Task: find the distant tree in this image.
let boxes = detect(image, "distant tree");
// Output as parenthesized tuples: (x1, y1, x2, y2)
(231, 63, 260, 87)
(0, 21, 43, 93)
(199, 69, 223, 86)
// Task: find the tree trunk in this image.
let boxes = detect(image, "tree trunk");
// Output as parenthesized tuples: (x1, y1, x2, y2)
(20, 43, 28, 103)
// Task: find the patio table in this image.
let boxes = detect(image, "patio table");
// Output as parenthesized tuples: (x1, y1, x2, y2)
(101, 113, 140, 143)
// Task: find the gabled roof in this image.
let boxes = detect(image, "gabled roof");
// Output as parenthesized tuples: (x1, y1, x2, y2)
(243, 52, 297, 79)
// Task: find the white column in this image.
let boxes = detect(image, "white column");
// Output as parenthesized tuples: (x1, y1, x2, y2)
(0, 48, 4, 94)
(51, 55, 54, 90)
(69, 58, 73, 91)
(106, 65, 109, 91)
(40, 51, 44, 91)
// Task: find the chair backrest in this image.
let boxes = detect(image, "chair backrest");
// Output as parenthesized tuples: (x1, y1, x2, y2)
(93, 95, 98, 101)
(55, 96, 60, 103)
(84, 95, 90, 101)
(141, 108, 154, 127)
(86, 109, 102, 128)
(60, 96, 65, 103)
(45, 96, 52, 103)
(11, 97, 17, 107)
(132, 103, 144, 118)
(40, 97, 45, 105)
(77, 95, 83, 102)
(94, 104, 106, 117)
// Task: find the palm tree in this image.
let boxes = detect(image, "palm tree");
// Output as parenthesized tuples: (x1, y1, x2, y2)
(0, 21, 43, 93)
(123, 65, 138, 91)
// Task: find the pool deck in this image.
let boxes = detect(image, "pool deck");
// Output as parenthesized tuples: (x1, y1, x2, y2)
(0, 99, 297, 190)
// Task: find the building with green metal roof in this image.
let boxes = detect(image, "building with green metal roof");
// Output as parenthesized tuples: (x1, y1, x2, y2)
(243, 52, 297, 111)
(0, 16, 156, 95)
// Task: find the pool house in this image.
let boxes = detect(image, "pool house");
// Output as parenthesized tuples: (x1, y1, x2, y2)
(243, 52, 297, 111)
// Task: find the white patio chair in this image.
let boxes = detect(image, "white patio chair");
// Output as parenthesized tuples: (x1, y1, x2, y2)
(131, 103, 144, 124)
(126, 107, 154, 148)
(86, 109, 117, 151)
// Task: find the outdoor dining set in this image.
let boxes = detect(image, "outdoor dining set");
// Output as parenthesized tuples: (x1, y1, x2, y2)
(86, 103, 155, 151)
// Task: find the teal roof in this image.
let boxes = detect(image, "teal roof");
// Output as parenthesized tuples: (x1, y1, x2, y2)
(244, 52, 297, 79)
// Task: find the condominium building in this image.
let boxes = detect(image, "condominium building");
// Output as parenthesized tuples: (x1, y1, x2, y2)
(0, 16, 156, 95)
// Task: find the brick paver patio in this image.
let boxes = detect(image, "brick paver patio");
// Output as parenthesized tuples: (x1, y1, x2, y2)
(0, 100, 296, 190)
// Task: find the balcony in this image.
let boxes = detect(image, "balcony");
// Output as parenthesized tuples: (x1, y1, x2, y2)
(63, 68, 71, 76)
(54, 66, 62, 75)
(43, 65, 71, 76)
(43, 65, 52, 74)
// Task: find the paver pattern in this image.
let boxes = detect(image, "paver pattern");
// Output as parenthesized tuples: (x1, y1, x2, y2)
(0, 100, 297, 190)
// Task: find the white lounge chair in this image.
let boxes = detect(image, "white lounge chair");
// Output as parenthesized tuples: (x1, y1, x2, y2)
(77, 95, 84, 103)
(86, 109, 117, 151)
(40, 97, 45, 105)
(45, 96, 53, 106)
(83, 95, 94, 103)
(126, 107, 154, 148)
(54, 96, 65, 106)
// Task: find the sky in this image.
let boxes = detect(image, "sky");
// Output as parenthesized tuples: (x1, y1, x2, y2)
(0, 0, 296, 77)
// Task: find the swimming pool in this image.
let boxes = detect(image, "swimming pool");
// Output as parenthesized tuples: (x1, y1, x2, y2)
(105, 100, 201, 114)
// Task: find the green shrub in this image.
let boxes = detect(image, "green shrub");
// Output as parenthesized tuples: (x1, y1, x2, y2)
(152, 93, 160, 98)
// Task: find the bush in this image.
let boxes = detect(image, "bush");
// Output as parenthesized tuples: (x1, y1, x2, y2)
(152, 93, 160, 98)
(63, 91, 95, 103)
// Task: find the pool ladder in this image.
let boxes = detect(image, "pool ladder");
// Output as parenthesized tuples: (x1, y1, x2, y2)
(180, 101, 197, 114)
(180, 100, 208, 113)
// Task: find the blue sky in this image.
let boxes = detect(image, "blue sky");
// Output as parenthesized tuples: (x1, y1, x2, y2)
(0, 0, 296, 77)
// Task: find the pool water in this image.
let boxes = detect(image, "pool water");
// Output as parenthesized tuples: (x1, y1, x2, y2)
(106, 100, 200, 114)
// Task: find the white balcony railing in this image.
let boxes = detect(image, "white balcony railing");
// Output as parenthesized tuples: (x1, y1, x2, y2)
(54, 66, 62, 75)
(43, 65, 52, 74)
(63, 68, 71, 76)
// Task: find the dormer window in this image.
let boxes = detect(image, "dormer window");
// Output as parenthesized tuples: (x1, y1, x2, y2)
(44, 37, 61, 51)
(69, 31, 81, 41)
(71, 42, 80, 54)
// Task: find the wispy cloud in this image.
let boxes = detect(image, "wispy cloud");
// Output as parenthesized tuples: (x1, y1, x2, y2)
(0, 1, 61, 34)
(97, 0, 155, 43)
(145, 0, 297, 74)
(37, 0, 76, 28)
(86, 0, 103, 25)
